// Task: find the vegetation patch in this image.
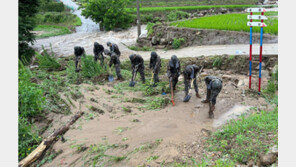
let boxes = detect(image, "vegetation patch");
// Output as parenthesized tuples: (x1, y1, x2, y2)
(33, 25, 71, 39)
(172, 38, 185, 49)
(171, 12, 278, 35)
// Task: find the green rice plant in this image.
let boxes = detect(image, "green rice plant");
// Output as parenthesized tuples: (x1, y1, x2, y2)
(127, 5, 259, 13)
(172, 38, 185, 49)
(171, 12, 278, 35)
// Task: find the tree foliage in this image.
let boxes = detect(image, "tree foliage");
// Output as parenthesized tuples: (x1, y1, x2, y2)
(80, 0, 135, 31)
(19, 0, 39, 63)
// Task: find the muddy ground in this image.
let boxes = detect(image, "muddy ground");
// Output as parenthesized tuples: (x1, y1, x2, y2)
(33, 61, 274, 167)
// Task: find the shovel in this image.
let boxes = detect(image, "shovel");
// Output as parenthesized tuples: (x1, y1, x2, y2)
(183, 79, 194, 102)
(170, 78, 175, 106)
(129, 67, 138, 87)
(108, 66, 114, 82)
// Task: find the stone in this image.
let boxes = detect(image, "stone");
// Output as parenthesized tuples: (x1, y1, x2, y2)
(260, 153, 277, 166)
(151, 36, 158, 45)
(160, 38, 168, 45)
(155, 45, 166, 49)
(222, 75, 232, 81)
(268, 145, 278, 155)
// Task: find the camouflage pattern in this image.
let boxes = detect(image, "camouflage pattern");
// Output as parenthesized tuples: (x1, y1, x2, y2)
(109, 53, 123, 79)
(129, 54, 145, 83)
(74, 46, 85, 72)
(149, 52, 161, 83)
(93, 42, 105, 66)
(204, 76, 223, 105)
(183, 64, 200, 96)
(107, 42, 121, 56)
(167, 55, 181, 90)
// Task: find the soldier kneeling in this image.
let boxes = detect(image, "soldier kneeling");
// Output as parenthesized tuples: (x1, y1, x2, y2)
(201, 76, 223, 119)
(109, 52, 123, 81)
(74, 46, 85, 72)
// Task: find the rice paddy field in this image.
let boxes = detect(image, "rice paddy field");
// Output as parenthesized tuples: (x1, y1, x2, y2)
(127, 4, 259, 13)
(170, 11, 278, 35)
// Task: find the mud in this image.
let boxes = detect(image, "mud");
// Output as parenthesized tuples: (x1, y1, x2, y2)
(36, 66, 273, 166)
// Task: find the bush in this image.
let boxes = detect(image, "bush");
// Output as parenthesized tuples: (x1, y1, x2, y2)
(213, 57, 222, 67)
(81, 0, 134, 30)
(38, 0, 65, 12)
(36, 49, 61, 71)
(167, 10, 189, 21)
(18, 63, 45, 118)
(18, 117, 42, 160)
(172, 38, 185, 49)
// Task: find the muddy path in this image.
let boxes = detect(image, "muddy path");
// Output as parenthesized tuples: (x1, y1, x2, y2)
(38, 68, 272, 167)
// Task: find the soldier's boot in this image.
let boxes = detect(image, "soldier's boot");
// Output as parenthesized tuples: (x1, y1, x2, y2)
(196, 92, 201, 98)
(209, 103, 215, 119)
(201, 99, 209, 103)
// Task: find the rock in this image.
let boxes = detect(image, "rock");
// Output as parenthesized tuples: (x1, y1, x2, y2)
(269, 145, 278, 155)
(155, 45, 166, 49)
(222, 75, 232, 81)
(137, 37, 151, 47)
(201, 128, 212, 136)
(260, 153, 277, 166)
(261, 70, 270, 79)
(151, 36, 158, 45)
(160, 38, 168, 45)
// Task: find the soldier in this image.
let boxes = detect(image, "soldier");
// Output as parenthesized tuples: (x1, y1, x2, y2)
(183, 64, 201, 102)
(109, 52, 123, 81)
(107, 42, 121, 57)
(167, 55, 181, 91)
(74, 46, 85, 72)
(129, 54, 145, 87)
(149, 52, 161, 86)
(93, 42, 105, 66)
(201, 76, 223, 118)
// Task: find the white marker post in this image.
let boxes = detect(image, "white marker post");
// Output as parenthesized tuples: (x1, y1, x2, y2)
(246, 8, 267, 94)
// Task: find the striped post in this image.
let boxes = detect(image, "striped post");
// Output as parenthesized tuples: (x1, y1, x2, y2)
(249, 12, 253, 89)
(258, 12, 264, 94)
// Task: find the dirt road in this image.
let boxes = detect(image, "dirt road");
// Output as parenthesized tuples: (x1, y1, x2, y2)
(32, 24, 278, 60)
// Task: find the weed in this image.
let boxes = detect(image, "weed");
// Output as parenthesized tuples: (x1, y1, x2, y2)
(122, 137, 128, 142)
(213, 57, 222, 67)
(167, 10, 189, 22)
(70, 143, 88, 153)
(84, 112, 95, 121)
(142, 97, 170, 110)
(114, 127, 129, 135)
(90, 106, 105, 114)
(36, 48, 61, 71)
(172, 38, 185, 49)
(147, 155, 159, 162)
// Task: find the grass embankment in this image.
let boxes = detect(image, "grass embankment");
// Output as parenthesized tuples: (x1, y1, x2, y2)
(171, 12, 278, 35)
(34, 0, 82, 39)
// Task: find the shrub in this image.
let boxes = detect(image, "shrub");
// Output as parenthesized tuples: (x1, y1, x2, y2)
(38, 0, 65, 12)
(81, 0, 135, 30)
(172, 38, 185, 49)
(18, 117, 42, 160)
(36, 49, 61, 71)
(18, 63, 45, 118)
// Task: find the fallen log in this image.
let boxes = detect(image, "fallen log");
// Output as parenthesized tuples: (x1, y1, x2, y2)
(18, 111, 84, 167)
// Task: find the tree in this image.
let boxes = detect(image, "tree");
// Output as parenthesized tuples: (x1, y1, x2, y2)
(80, 0, 135, 31)
(19, 0, 39, 63)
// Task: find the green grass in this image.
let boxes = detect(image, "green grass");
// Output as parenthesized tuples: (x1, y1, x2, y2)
(33, 25, 71, 39)
(127, 5, 259, 13)
(171, 12, 278, 35)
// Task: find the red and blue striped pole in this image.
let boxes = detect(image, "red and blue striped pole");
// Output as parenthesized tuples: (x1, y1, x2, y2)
(249, 12, 253, 89)
(258, 12, 264, 94)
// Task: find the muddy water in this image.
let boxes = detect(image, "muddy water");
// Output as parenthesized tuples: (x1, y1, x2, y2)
(59, 0, 100, 33)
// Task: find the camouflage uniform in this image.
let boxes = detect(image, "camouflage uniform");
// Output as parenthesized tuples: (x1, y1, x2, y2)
(183, 64, 201, 99)
(74, 46, 85, 72)
(109, 52, 123, 80)
(202, 76, 223, 118)
(129, 54, 145, 83)
(107, 42, 121, 57)
(93, 42, 105, 66)
(103, 49, 111, 57)
(149, 52, 161, 83)
(167, 55, 181, 90)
